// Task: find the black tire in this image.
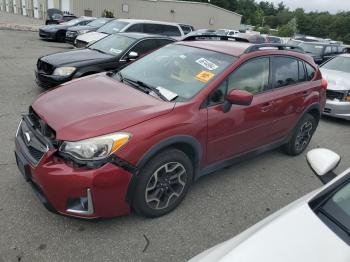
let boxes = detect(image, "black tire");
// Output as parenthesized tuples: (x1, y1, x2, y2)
(283, 113, 317, 156)
(133, 148, 193, 218)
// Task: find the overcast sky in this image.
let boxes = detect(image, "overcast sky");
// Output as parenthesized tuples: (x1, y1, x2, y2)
(267, 0, 350, 13)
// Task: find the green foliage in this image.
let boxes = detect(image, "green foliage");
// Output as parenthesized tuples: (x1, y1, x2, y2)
(181, 0, 350, 43)
(102, 9, 114, 18)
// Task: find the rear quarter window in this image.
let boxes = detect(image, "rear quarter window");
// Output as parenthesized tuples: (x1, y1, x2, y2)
(305, 63, 316, 80)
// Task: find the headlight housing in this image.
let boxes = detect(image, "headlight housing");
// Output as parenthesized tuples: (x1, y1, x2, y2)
(53, 67, 76, 76)
(78, 29, 90, 35)
(59, 132, 131, 161)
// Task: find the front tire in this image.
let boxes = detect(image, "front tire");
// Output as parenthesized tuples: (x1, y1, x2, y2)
(283, 113, 317, 156)
(133, 148, 193, 218)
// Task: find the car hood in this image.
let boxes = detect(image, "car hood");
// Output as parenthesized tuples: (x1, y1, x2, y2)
(320, 68, 350, 91)
(32, 74, 175, 141)
(40, 48, 114, 67)
(76, 31, 108, 44)
(190, 187, 350, 262)
(67, 25, 95, 32)
(41, 24, 69, 31)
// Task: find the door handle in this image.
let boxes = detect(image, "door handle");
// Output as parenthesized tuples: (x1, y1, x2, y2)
(260, 102, 273, 112)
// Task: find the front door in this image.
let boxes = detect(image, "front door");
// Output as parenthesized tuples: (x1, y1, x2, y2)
(206, 57, 275, 164)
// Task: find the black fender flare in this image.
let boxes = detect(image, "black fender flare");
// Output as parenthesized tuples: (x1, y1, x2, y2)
(126, 135, 203, 203)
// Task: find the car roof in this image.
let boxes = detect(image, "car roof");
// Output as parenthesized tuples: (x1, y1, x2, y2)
(117, 19, 180, 27)
(177, 40, 253, 56)
(117, 32, 175, 40)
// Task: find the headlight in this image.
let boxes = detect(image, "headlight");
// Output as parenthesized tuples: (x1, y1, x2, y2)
(78, 30, 90, 35)
(59, 132, 131, 161)
(53, 67, 76, 76)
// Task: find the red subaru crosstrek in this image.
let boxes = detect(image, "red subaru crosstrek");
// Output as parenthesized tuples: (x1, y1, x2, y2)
(15, 37, 327, 219)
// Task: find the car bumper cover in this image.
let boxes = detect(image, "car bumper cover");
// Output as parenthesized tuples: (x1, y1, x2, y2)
(323, 99, 350, 120)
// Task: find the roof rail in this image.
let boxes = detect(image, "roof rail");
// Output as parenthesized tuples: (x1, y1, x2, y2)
(182, 34, 249, 42)
(244, 44, 304, 54)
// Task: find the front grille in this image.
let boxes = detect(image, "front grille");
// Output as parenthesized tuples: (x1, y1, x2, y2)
(17, 120, 48, 165)
(37, 59, 54, 74)
(28, 108, 56, 140)
(326, 90, 345, 100)
(75, 39, 87, 48)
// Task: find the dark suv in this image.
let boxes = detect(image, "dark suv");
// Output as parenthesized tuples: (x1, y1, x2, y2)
(15, 40, 326, 219)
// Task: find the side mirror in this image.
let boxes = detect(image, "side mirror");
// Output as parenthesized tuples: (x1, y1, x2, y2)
(127, 51, 139, 61)
(307, 148, 341, 184)
(223, 89, 253, 113)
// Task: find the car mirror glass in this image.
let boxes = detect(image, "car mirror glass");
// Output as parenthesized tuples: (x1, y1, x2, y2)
(307, 148, 340, 184)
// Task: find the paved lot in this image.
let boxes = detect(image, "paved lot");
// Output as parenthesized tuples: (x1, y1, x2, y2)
(0, 29, 349, 262)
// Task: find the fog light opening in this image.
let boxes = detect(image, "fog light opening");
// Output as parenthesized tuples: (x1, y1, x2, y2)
(66, 188, 94, 215)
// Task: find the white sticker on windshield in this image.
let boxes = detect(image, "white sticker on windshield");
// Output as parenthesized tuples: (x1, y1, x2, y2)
(110, 48, 122, 54)
(195, 58, 219, 71)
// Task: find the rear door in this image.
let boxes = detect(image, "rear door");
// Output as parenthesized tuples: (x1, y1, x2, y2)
(206, 57, 276, 164)
(266, 56, 313, 141)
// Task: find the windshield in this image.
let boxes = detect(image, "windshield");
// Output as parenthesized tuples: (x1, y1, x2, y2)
(300, 43, 324, 55)
(322, 182, 350, 233)
(321, 56, 350, 73)
(97, 20, 129, 34)
(119, 44, 235, 101)
(89, 34, 135, 56)
(61, 18, 85, 26)
(87, 18, 110, 27)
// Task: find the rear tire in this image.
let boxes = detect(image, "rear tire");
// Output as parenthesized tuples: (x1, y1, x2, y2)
(133, 148, 193, 218)
(283, 113, 317, 156)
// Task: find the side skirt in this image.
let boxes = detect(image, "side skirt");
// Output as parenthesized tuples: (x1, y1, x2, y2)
(197, 137, 288, 180)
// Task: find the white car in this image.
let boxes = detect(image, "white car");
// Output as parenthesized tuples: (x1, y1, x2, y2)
(189, 148, 350, 262)
(74, 19, 185, 47)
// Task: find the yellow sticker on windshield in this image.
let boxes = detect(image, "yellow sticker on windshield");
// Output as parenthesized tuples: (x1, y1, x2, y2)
(195, 70, 215, 82)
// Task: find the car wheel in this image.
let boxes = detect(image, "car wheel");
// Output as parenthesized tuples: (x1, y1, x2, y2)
(283, 113, 317, 156)
(56, 31, 65, 42)
(133, 148, 193, 218)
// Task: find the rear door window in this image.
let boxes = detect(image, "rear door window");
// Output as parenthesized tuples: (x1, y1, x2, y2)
(144, 23, 181, 37)
(298, 61, 307, 82)
(324, 46, 332, 55)
(125, 23, 143, 33)
(271, 56, 299, 88)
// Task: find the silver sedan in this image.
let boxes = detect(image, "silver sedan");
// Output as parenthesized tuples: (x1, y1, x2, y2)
(320, 54, 350, 120)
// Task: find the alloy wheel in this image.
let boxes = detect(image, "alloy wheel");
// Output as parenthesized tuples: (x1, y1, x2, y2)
(295, 120, 313, 152)
(145, 162, 187, 210)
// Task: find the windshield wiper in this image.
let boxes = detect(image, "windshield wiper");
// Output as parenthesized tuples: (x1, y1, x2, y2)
(124, 78, 170, 101)
(89, 47, 106, 54)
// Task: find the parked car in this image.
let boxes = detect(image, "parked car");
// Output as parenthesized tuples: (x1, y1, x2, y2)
(179, 24, 195, 35)
(74, 19, 185, 48)
(189, 148, 350, 262)
(39, 17, 96, 42)
(299, 42, 345, 64)
(320, 54, 350, 120)
(35, 33, 175, 89)
(15, 40, 326, 219)
(265, 35, 282, 43)
(45, 8, 77, 25)
(184, 32, 268, 44)
(65, 18, 113, 44)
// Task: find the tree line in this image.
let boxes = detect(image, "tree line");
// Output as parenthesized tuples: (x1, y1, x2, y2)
(183, 0, 350, 43)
